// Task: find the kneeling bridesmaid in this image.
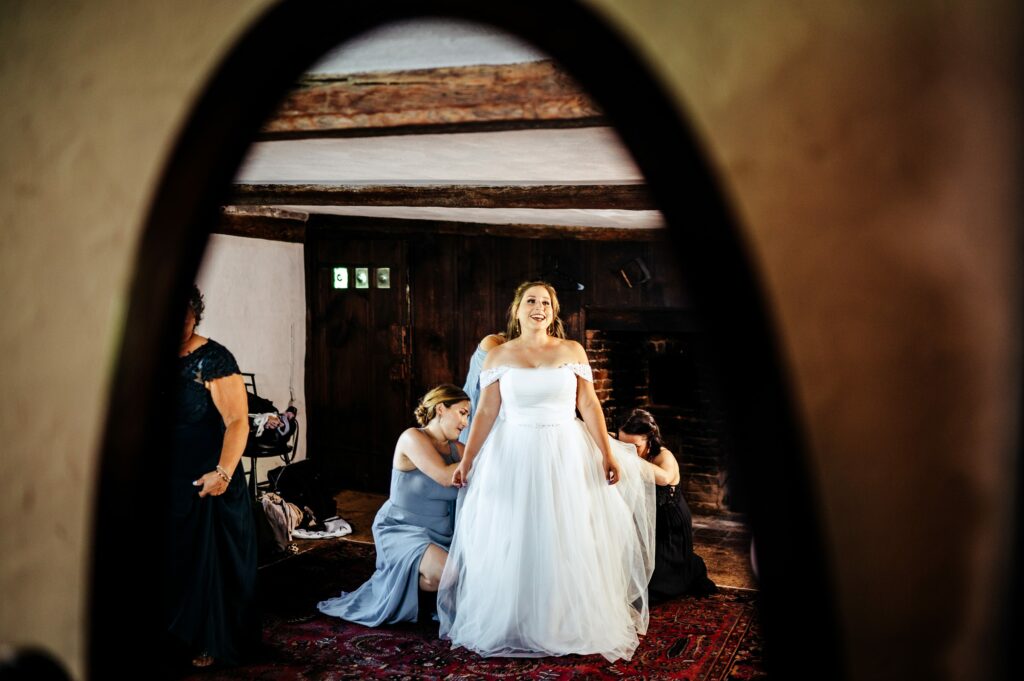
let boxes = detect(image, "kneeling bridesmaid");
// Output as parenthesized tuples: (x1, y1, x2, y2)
(317, 384, 470, 625)
(617, 408, 717, 602)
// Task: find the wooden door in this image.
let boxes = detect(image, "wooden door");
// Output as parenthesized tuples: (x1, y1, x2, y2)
(306, 230, 410, 493)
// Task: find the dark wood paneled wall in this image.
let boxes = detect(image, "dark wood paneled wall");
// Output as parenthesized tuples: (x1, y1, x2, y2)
(305, 218, 694, 493)
(404, 232, 690, 398)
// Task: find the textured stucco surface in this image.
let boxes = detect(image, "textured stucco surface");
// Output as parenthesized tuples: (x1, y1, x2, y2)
(0, 2, 1018, 680)
(0, 2, 273, 678)
(588, 1, 1021, 679)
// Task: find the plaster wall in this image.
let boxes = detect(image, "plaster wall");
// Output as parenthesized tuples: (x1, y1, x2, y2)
(0, 2, 1018, 680)
(195, 234, 308, 478)
(0, 2, 272, 678)
(588, 1, 1021, 678)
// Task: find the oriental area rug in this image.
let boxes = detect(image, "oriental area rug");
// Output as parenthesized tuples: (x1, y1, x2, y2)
(182, 540, 765, 680)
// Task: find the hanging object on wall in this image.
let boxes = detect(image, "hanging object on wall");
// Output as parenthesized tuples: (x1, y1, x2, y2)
(333, 266, 391, 290)
(354, 267, 370, 289)
(618, 257, 651, 289)
(332, 267, 348, 289)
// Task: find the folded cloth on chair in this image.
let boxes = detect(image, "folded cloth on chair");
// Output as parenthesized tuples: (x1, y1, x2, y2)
(250, 412, 280, 438)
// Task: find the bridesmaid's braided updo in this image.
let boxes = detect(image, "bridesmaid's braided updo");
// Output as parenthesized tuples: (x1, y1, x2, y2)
(618, 408, 665, 459)
(414, 384, 470, 426)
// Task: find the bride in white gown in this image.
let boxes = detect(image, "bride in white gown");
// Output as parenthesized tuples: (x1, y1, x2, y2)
(437, 281, 656, 662)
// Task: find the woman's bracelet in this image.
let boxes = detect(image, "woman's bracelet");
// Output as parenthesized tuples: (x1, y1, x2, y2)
(215, 465, 232, 483)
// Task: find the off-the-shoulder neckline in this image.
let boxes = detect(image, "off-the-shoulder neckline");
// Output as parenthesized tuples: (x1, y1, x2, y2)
(483, 362, 588, 371)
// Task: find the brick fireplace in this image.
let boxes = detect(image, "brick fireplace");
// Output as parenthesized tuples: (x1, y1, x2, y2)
(585, 309, 735, 516)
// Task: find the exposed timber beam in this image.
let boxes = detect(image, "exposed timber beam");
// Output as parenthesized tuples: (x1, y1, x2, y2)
(214, 211, 666, 243)
(307, 214, 664, 242)
(261, 60, 605, 139)
(230, 182, 654, 210)
(214, 208, 307, 243)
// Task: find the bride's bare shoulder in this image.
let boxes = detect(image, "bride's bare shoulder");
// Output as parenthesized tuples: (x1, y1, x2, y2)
(479, 334, 506, 352)
(556, 338, 587, 361)
(483, 341, 516, 367)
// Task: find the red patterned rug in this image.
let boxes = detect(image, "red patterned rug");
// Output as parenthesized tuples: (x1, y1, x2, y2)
(183, 540, 764, 680)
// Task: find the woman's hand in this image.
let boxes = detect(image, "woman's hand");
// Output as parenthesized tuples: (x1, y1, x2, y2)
(452, 458, 473, 488)
(193, 471, 229, 497)
(604, 456, 621, 486)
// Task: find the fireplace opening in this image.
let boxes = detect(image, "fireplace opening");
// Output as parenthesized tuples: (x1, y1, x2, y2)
(585, 314, 736, 517)
(649, 351, 699, 409)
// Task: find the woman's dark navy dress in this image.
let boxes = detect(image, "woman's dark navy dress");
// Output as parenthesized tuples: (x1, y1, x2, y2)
(165, 340, 258, 664)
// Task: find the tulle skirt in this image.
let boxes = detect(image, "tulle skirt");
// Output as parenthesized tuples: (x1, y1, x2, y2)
(437, 418, 656, 662)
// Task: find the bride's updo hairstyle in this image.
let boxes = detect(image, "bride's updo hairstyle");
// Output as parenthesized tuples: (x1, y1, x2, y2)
(506, 280, 567, 340)
(618, 408, 665, 459)
(414, 384, 470, 427)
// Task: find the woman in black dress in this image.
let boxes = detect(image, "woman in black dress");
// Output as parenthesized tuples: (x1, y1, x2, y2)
(617, 409, 716, 602)
(165, 286, 258, 668)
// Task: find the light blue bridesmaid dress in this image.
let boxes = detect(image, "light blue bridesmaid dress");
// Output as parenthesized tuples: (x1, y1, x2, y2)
(458, 345, 489, 445)
(317, 441, 459, 626)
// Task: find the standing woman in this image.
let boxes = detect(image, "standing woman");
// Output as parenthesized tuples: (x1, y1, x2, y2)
(318, 385, 470, 625)
(438, 281, 656, 663)
(166, 286, 258, 668)
(617, 409, 717, 602)
(458, 333, 505, 445)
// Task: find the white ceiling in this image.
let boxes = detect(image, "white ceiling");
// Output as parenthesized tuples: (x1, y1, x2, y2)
(237, 20, 661, 231)
(236, 128, 642, 184)
(309, 18, 546, 74)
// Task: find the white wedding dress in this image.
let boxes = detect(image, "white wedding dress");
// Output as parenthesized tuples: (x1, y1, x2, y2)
(437, 363, 656, 662)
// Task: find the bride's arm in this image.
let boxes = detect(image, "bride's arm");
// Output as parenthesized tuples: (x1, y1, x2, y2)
(572, 343, 621, 485)
(453, 363, 503, 487)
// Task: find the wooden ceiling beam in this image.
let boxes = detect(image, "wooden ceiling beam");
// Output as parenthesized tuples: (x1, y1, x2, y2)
(214, 209, 307, 243)
(308, 214, 664, 241)
(261, 60, 605, 139)
(213, 211, 666, 243)
(307, 214, 663, 241)
(230, 182, 654, 210)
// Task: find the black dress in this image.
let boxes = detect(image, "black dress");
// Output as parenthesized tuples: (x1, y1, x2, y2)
(648, 459, 717, 603)
(165, 340, 258, 664)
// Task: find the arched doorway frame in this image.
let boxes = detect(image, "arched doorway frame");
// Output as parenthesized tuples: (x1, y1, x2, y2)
(90, 1, 843, 676)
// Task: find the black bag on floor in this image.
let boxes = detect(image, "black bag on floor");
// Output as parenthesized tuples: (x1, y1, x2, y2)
(267, 459, 336, 531)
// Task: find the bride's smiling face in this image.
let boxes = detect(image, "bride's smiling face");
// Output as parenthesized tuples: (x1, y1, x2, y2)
(516, 286, 554, 333)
